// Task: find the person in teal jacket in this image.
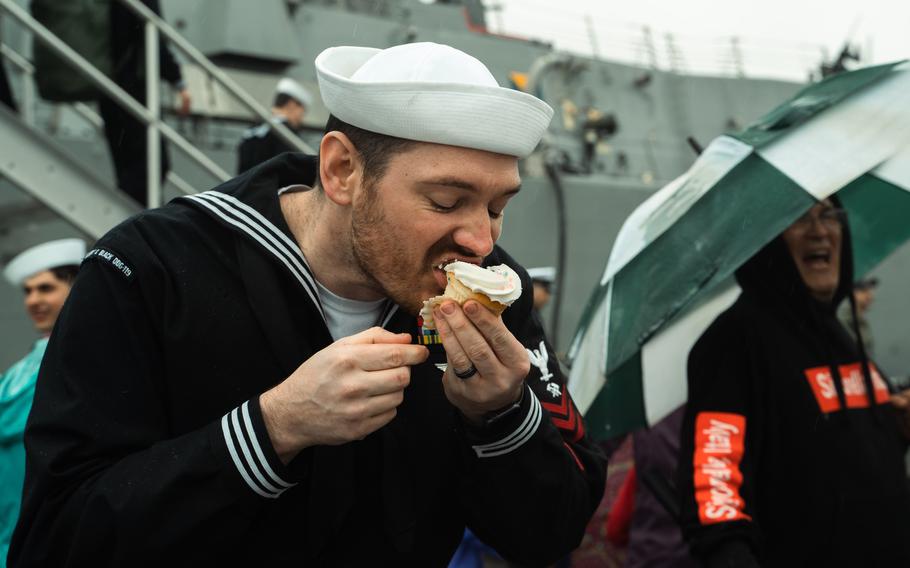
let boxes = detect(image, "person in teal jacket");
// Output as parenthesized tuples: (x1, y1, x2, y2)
(0, 238, 83, 566)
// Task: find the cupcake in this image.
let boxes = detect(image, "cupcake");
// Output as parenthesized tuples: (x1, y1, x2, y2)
(420, 261, 522, 329)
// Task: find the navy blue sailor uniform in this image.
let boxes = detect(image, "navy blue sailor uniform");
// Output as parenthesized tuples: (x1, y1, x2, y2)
(236, 118, 299, 174)
(10, 153, 606, 567)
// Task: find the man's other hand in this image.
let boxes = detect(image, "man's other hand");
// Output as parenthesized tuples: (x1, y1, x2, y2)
(433, 300, 530, 425)
(260, 327, 429, 464)
(177, 88, 191, 116)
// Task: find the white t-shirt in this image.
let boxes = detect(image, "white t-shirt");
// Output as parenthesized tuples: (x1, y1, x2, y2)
(314, 279, 386, 341)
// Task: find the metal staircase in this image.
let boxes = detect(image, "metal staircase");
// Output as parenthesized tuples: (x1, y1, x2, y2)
(0, 0, 323, 366)
(0, 102, 140, 239)
(0, 0, 314, 244)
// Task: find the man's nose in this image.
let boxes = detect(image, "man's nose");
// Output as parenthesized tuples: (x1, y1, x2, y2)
(24, 291, 39, 309)
(806, 216, 833, 237)
(453, 209, 495, 258)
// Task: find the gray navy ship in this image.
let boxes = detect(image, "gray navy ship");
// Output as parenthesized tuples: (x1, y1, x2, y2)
(1, 0, 907, 380)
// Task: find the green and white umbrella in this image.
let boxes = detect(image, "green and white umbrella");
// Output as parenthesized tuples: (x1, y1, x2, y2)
(567, 61, 910, 440)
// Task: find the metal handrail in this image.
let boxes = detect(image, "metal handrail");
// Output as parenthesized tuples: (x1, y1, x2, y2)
(144, 16, 161, 206)
(72, 102, 105, 131)
(0, 0, 229, 208)
(0, 42, 32, 72)
(166, 171, 197, 196)
(4, 41, 109, 133)
(118, 0, 314, 156)
(0, 41, 35, 125)
(1, 38, 198, 199)
(0, 0, 316, 208)
(60, 105, 198, 198)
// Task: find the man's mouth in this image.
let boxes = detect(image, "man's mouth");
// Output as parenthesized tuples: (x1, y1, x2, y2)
(431, 257, 482, 290)
(432, 266, 448, 291)
(803, 248, 832, 269)
(434, 256, 482, 270)
(432, 258, 458, 291)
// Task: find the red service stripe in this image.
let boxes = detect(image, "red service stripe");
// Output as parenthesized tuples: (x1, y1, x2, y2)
(563, 441, 585, 471)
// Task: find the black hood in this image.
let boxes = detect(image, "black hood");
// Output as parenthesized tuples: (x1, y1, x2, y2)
(733, 195, 887, 423)
(734, 195, 854, 315)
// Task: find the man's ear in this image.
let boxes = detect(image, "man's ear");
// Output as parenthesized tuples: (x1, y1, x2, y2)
(318, 132, 362, 206)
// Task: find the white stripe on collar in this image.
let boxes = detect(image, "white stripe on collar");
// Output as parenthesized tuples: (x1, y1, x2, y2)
(202, 191, 311, 273)
(379, 302, 399, 328)
(185, 192, 325, 320)
(277, 184, 310, 196)
(184, 191, 407, 331)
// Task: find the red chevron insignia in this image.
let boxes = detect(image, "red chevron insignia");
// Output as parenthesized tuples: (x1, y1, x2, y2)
(542, 393, 569, 416)
(543, 395, 585, 442)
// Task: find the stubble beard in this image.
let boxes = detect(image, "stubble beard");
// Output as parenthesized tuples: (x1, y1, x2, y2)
(350, 181, 426, 316)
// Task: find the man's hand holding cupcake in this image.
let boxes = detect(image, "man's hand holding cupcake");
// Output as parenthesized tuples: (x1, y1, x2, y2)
(425, 262, 530, 425)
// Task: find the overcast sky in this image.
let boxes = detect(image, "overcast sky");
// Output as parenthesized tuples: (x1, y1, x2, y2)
(490, 0, 910, 81)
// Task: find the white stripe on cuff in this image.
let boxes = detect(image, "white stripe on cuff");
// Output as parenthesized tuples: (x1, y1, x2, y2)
(471, 389, 543, 458)
(230, 408, 286, 495)
(240, 401, 295, 489)
(221, 403, 296, 498)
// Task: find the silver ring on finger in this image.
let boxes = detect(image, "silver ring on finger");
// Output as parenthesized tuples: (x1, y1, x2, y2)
(454, 364, 478, 380)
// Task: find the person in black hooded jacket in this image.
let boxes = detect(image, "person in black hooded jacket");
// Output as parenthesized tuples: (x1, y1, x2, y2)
(679, 197, 910, 567)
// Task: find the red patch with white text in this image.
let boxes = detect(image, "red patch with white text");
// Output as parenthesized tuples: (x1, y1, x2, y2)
(804, 363, 889, 413)
(693, 412, 752, 525)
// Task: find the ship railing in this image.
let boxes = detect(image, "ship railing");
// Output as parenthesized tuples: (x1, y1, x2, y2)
(0, 0, 315, 208)
(0, 38, 195, 197)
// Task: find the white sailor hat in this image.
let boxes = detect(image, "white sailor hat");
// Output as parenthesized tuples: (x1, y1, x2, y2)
(3, 238, 86, 286)
(527, 266, 556, 284)
(314, 42, 553, 158)
(275, 77, 313, 108)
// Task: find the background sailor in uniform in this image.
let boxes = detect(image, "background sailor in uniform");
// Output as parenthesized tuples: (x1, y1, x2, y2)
(236, 77, 313, 174)
(527, 266, 555, 317)
(0, 238, 83, 567)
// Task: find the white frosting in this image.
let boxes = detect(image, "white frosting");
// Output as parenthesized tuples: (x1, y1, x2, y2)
(418, 261, 522, 329)
(419, 296, 444, 328)
(444, 261, 522, 305)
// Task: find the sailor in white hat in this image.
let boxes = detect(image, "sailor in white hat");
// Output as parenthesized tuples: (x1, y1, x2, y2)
(3, 238, 85, 335)
(10, 43, 604, 565)
(304, 40, 554, 366)
(526, 266, 556, 311)
(262, 42, 596, 561)
(236, 77, 314, 174)
(0, 238, 84, 556)
(314, 42, 551, 157)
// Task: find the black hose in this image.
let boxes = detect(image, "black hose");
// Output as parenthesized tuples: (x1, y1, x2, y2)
(544, 160, 568, 349)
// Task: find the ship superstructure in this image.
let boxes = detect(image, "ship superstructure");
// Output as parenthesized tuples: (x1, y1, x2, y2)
(0, 0, 905, 378)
